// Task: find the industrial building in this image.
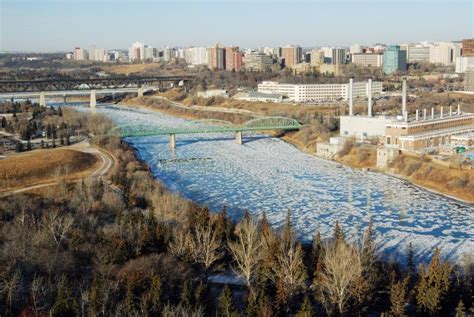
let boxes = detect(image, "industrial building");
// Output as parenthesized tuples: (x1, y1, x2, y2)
(339, 77, 474, 155)
(257, 80, 382, 103)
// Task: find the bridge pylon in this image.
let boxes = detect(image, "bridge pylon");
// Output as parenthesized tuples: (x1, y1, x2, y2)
(39, 92, 46, 107)
(138, 87, 144, 98)
(90, 90, 96, 108)
(236, 131, 243, 145)
(169, 134, 176, 148)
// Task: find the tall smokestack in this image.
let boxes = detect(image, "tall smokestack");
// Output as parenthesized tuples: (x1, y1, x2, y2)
(367, 78, 372, 117)
(349, 78, 354, 116)
(458, 104, 461, 115)
(402, 77, 407, 116)
(423, 108, 427, 120)
(440, 106, 444, 118)
(431, 107, 434, 119)
(449, 106, 452, 116)
(416, 109, 419, 121)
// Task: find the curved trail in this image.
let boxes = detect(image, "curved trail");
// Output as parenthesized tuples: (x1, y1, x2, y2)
(0, 142, 115, 196)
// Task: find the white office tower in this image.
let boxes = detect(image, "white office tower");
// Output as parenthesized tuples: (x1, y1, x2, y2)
(129, 41, 145, 62)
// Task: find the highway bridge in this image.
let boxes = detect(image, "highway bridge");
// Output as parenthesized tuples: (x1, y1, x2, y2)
(109, 117, 303, 148)
(0, 75, 194, 93)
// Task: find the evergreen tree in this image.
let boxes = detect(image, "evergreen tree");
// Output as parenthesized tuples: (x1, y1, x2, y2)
(333, 220, 345, 245)
(58, 106, 63, 116)
(296, 295, 313, 317)
(15, 142, 23, 152)
(455, 300, 466, 317)
(390, 277, 408, 317)
(407, 242, 415, 277)
(282, 209, 293, 249)
(40, 140, 45, 149)
(51, 277, 79, 317)
(1, 116, 6, 128)
(218, 285, 237, 317)
(416, 249, 451, 315)
(275, 278, 288, 313)
(194, 281, 205, 307)
(245, 289, 258, 317)
(180, 280, 192, 307)
(47, 124, 52, 139)
(150, 273, 162, 314)
(27, 140, 32, 151)
(52, 137, 56, 148)
(124, 281, 135, 315)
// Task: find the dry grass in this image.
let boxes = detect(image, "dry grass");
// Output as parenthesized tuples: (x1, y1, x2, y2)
(389, 155, 474, 203)
(337, 146, 377, 169)
(0, 148, 99, 190)
(102, 63, 161, 75)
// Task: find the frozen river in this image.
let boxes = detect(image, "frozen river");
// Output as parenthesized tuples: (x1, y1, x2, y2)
(80, 104, 473, 263)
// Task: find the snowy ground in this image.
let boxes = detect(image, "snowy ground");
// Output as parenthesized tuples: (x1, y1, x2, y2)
(77, 104, 474, 264)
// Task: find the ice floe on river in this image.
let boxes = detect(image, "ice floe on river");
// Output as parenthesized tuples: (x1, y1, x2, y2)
(77, 104, 473, 263)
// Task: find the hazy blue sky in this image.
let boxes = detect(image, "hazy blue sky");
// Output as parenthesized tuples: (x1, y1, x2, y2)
(1, 0, 473, 52)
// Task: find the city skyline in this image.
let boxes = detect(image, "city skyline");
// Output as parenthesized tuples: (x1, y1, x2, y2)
(1, 0, 472, 52)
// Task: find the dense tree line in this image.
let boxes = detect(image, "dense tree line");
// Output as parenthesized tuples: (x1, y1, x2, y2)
(0, 110, 472, 316)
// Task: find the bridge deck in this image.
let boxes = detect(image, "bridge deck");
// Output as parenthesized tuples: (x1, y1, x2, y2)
(118, 125, 302, 137)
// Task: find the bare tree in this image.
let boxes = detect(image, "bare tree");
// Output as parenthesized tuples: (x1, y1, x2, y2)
(0, 269, 22, 315)
(169, 229, 192, 260)
(316, 242, 363, 315)
(228, 217, 263, 286)
(31, 274, 47, 316)
(271, 240, 307, 300)
(43, 209, 74, 251)
(189, 224, 223, 280)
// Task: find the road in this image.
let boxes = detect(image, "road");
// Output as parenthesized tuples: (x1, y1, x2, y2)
(0, 141, 115, 196)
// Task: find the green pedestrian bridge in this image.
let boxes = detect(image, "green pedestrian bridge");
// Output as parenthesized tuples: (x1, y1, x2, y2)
(108, 116, 302, 148)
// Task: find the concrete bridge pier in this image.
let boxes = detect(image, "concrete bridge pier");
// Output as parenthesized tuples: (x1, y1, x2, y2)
(90, 90, 96, 108)
(39, 92, 46, 107)
(169, 134, 176, 148)
(138, 87, 144, 98)
(63, 94, 67, 104)
(236, 131, 243, 145)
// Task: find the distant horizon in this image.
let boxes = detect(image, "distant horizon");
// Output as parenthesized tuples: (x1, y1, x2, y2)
(0, 38, 468, 54)
(1, 0, 472, 52)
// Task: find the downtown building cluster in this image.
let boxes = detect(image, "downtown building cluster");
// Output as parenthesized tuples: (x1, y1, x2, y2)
(66, 39, 474, 75)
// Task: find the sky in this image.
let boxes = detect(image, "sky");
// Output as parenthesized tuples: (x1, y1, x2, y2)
(0, 0, 473, 52)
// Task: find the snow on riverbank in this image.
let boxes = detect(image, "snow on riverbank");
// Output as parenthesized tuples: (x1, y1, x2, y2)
(78, 104, 474, 263)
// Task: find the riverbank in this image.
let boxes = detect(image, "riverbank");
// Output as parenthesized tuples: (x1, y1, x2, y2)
(119, 96, 474, 204)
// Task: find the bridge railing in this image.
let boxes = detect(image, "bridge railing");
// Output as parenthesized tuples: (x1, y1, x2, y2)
(108, 116, 302, 138)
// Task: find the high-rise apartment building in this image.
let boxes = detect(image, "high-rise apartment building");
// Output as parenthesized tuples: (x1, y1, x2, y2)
(331, 48, 347, 65)
(383, 45, 407, 74)
(429, 42, 460, 66)
(208, 44, 225, 70)
(311, 49, 324, 66)
(129, 42, 145, 62)
(225, 46, 242, 71)
(73, 47, 88, 61)
(185, 47, 208, 66)
(350, 44, 363, 54)
(282, 45, 302, 68)
(462, 39, 474, 57)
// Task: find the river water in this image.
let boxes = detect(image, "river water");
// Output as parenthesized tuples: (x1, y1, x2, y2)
(79, 104, 473, 263)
